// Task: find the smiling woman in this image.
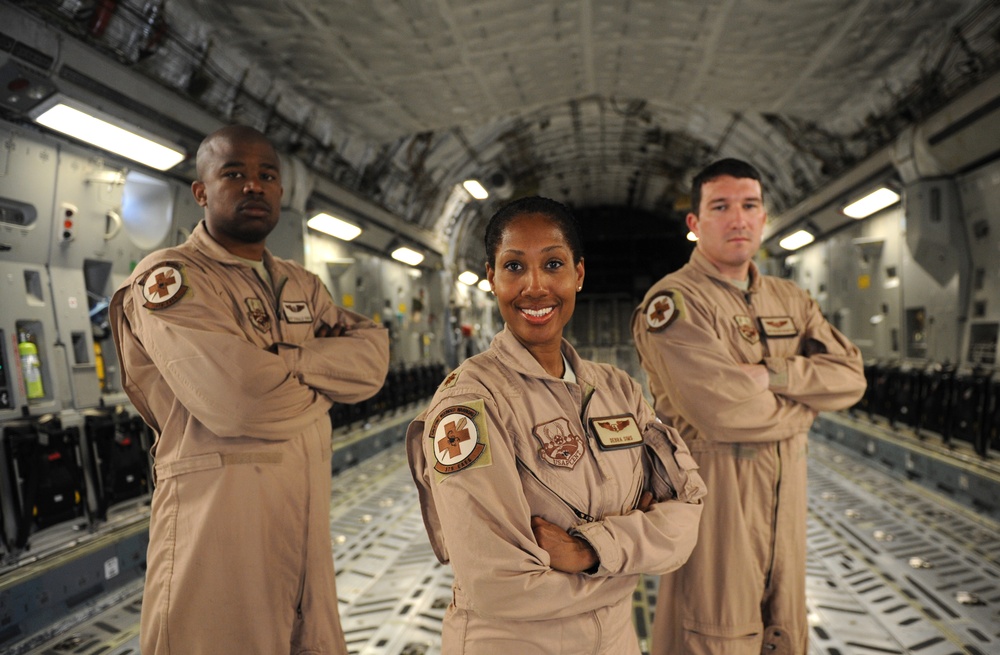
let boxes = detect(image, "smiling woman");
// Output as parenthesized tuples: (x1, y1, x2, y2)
(405, 196, 706, 655)
(485, 199, 585, 378)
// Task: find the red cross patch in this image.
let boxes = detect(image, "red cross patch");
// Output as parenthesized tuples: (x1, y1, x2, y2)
(644, 291, 682, 331)
(428, 402, 490, 475)
(139, 262, 188, 310)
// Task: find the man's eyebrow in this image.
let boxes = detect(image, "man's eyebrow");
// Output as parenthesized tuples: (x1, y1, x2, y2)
(708, 196, 761, 204)
(218, 161, 279, 172)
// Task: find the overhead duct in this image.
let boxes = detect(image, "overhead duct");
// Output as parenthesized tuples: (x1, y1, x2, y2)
(763, 71, 1000, 252)
(0, 3, 220, 163)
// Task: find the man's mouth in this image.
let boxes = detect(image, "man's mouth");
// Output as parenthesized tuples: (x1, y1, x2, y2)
(239, 201, 271, 214)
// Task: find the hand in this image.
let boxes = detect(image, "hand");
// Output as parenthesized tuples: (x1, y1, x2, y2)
(738, 362, 770, 391)
(315, 322, 345, 338)
(530, 516, 599, 573)
(636, 490, 654, 512)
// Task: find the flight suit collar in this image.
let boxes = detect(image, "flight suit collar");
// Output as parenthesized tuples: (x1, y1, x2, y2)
(491, 326, 596, 389)
(189, 220, 278, 271)
(688, 247, 763, 294)
(189, 220, 285, 295)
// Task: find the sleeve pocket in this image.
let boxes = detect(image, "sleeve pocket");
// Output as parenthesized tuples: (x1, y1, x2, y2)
(643, 422, 706, 504)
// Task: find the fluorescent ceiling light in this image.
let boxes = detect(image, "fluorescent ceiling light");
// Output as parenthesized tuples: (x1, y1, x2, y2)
(458, 270, 480, 286)
(686, 231, 698, 241)
(842, 187, 900, 219)
(463, 179, 489, 200)
(391, 246, 424, 266)
(477, 279, 492, 293)
(779, 230, 815, 251)
(307, 212, 362, 241)
(31, 96, 185, 171)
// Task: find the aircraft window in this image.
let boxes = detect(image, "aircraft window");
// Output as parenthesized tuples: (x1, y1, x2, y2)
(121, 171, 173, 249)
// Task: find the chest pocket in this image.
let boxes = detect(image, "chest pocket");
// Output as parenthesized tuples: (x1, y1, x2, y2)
(515, 441, 644, 529)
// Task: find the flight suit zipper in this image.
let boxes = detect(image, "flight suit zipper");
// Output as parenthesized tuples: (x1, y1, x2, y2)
(746, 288, 783, 591)
(515, 456, 596, 522)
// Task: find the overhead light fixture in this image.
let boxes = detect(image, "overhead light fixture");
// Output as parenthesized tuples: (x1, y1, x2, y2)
(29, 95, 185, 171)
(458, 270, 480, 286)
(463, 179, 489, 200)
(307, 212, 362, 241)
(842, 187, 900, 219)
(391, 246, 424, 266)
(477, 279, 492, 293)
(779, 229, 815, 251)
(686, 231, 698, 242)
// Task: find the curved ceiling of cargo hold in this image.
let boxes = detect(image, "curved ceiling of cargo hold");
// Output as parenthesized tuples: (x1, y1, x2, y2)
(3, 0, 999, 285)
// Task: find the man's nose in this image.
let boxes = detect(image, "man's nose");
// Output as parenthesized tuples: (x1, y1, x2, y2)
(243, 178, 263, 194)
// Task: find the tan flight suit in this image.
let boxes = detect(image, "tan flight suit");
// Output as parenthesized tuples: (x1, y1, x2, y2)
(632, 248, 866, 655)
(407, 327, 706, 655)
(110, 221, 389, 655)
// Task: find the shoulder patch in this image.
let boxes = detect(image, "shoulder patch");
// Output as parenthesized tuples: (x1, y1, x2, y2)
(427, 399, 491, 478)
(644, 290, 685, 332)
(138, 262, 188, 310)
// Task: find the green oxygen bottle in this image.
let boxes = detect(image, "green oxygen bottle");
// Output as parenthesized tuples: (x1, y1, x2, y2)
(18, 334, 44, 399)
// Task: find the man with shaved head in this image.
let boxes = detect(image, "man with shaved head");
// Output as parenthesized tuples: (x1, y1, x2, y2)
(111, 125, 389, 654)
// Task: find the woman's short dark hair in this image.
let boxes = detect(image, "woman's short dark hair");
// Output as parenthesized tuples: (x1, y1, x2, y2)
(484, 196, 584, 267)
(690, 158, 764, 215)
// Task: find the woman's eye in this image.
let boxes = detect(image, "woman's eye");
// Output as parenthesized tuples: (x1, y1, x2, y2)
(546, 260, 564, 270)
(503, 261, 522, 272)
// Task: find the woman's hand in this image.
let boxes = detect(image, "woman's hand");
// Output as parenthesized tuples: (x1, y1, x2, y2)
(530, 516, 599, 573)
(315, 322, 345, 338)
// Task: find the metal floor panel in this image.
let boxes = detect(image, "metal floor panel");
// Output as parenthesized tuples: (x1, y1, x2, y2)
(4, 435, 998, 655)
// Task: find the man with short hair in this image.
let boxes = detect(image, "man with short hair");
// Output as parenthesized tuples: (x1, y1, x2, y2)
(632, 158, 866, 655)
(111, 125, 389, 654)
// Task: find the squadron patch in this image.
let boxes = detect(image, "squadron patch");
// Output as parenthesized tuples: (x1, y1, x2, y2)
(282, 300, 313, 323)
(139, 262, 188, 310)
(734, 315, 760, 344)
(590, 414, 643, 450)
(428, 399, 491, 476)
(759, 316, 798, 338)
(644, 291, 684, 331)
(246, 298, 271, 332)
(533, 417, 585, 469)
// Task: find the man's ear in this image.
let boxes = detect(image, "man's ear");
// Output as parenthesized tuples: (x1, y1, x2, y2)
(192, 180, 207, 207)
(685, 212, 699, 236)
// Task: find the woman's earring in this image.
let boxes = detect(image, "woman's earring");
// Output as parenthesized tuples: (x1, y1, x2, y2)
(577, 286, 582, 292)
